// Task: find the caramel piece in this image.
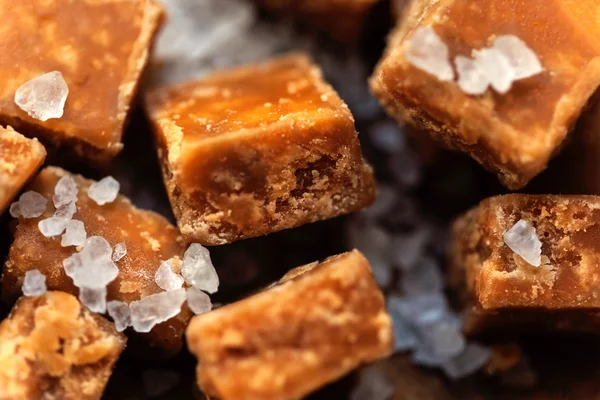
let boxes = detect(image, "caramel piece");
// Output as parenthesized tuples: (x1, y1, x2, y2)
(0, 291, 126, 400)
(146, 54, 376, 245)
(370, 0, 600, 189)
(450, 194, 600, 335)
(0, 0, 163, 161)
(0, 125, 45, 214)
(2, 167, 191, 357)
(186, 250, 393, 400)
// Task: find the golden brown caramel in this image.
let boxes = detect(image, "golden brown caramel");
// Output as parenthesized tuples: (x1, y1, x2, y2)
(0, 0, 163, 161)
(186, 250, 393, 400)
(0, 125, 45, 214)
(371, 0, 600, 189)
(2, 167, 191, 357)
(0, 291, 126, 400)
(146, 53, 376, 245)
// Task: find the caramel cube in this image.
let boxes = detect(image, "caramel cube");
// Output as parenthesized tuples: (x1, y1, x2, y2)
(2, 167, 191, 357)
(0, 291, 126, 400)
(371, 0, 600, 189)
(450, 194, 600, 335)
(146, 54, 376, 245)
(0, 126, 45, 214)
(186, 250, 393, 400)
(0, 0, 163, 161)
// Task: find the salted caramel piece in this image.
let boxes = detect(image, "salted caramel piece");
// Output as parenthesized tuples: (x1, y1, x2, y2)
(186, 250, 393, 400)
(0, 291, 126, 400)
(0, 125, 45, 214)
(370, 0, 600, 189)
(146, 54, 376, 245)
(0, 0, 163, 162)
(2, 167, 191, 357)
(450, 194, 600, 335)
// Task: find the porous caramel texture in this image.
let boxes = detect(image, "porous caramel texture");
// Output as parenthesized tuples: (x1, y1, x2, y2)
(0, 291, 126, 400)
(0, 125, 46, 214)
(146, 53, 376, 245)
(2, 167, 191, 357)
(0, 0, 163, 161)
(450, 194, 600, 334)
(371, 0, 600, 189)
(186, 250, 393, 400)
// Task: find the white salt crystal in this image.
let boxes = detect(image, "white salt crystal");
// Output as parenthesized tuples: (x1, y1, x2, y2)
(54, 201, 77, 220)
(61, 220, 87, 247)
(88, 176, 120, 205)
(10, 191, 47, 218)
(155, 261, 184, 291)
(112, 242, 127, 262)
(129, 288, 186, 333)
(181, 244, 219, 294)
(186, 287, 212, 315)
(442, 343, 492, 380)
(63, 236, 119, 289)
(503, 219, 542, 267)
(404, 27, 454, 82)
(389, 293, 448, 327)
(14, 71, 69, 121)
(474, 48, 515, 94)
(349, 365, 394, 400)
(107, 300, 131, 332)
(423, 320, 466, 359)
(493, 35, 543, 80)
(401, 256, 444, 296)
(22, 269, 47, 297)
(38, 216, 69, 237)
(79, 286, 107, 313)
(53, 175, 78, 208)
(455, 55, 489, 95)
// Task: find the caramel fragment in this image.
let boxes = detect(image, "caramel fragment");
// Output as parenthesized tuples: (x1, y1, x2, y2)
(2, 167, 191, 357)
(370, 0, 600, 189)
(449, 194, 600, 335)
(146, 53, 376, 245)
(186, 250, 393, 400)
(0, 125, 45, 214)
(0, 0, 163, 162)
(0, 291, 126, 400)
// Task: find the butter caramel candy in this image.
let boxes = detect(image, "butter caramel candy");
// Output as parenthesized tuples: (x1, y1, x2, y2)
(146, 53, 376, 245)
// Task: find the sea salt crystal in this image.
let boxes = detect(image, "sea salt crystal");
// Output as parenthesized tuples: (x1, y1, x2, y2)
(38, 216, 69, 237)
(493, 35, 543, 80)
(129, 288, 187, 333)
(79, 286, 107, 313)
(349, 365, 394, 400)
(63, 236, 119, 289)
(22, 269, 47, 297)
(53, 175, 78, 208)
(88, 176, 120, 205)
(112, 242, 127, 262)
(422, 320, 466, 359)
(181, 244, 219, 293)
(186, 287, 212, 315)
(404, 27, 454, 82)
(155, 261, 184, 291)
(401, 255, 444, 296)
(14, 71, 69, 121)
(503, 219, 542, 266)
(54, 201, 77, 220)
(107, 300, 131, 332)
(61, 220, 87, 247)
(442, 343, 492, 380)
(474, 48, 515, 94)
(9, 191, 47, 218)
(455, 55, 489, 95)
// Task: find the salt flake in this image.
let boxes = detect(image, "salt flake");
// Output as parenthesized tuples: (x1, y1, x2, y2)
(155, 261, 184, 291)
(186, 287, 212, 315)
(130, 288, 186, 333)
(10, 191, 47, 218)
(61, 220, 87, 247)
(493, 35, 543, 80)
(474, 48, 515, 94)
(14, 71, 69, 121)
(79, 286, 107, 313)
(107, 300, 131, 332)
(404, 27, 454, 82)
(181, 244, 219, 293)
(88, 176, 120, 205)
(53, 175, 78, 208)
(455, 55, 489, 95)
(503, 219, 542, 266)
(112, 242, 127, 262)
(22, 269, 47, 297)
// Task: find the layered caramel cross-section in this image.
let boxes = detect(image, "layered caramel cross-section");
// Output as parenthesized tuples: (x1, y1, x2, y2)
(0, 291, 126, 400)
(450, 194, 600, 335)
(371, 0, 600, 189)
(146, 54, 376, 245)
(186, 250, 393, 400)
(0, 0, 163, 161)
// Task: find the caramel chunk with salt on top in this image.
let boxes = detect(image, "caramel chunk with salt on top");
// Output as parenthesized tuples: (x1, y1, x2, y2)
(449, 194, 600, 335)
(0, 291, 126, 400)
(370, 0, 600, 189)
(146, 54, 376, 245)
(186, 250, 393, 400)
(0, 0, 163, 162)
(2, 167, 191, 357)
(0, 126, 45, 214)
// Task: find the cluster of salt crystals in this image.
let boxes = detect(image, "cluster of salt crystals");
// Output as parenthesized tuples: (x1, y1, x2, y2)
(88, 176, 120, 206)
(9, 191, 47, 218)
(14, 71, 69, 121)
(22, 269, 47, 297)
(503, 219, 542, 267)
(38, 175, 81, 239)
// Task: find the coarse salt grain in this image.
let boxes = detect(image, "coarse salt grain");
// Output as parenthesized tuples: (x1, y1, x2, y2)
(503, 219, 542, 266)
(22, 269, 47, 297)
(404, 27, 454, 82)
(14, 71, 69, 121)
(88, 176, 120, 205)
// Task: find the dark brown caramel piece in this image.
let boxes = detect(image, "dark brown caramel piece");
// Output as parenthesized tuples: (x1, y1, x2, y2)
(2, 167, 191, 357)
(371, 0, 600, 189)
(146, 53, 376, 245)
(186, 250, 393, 400)
(0, 291, 126, 400)
(450, 194, 600, 335)
(0, 0, 163, 162)
(0, 125, 45, 214)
